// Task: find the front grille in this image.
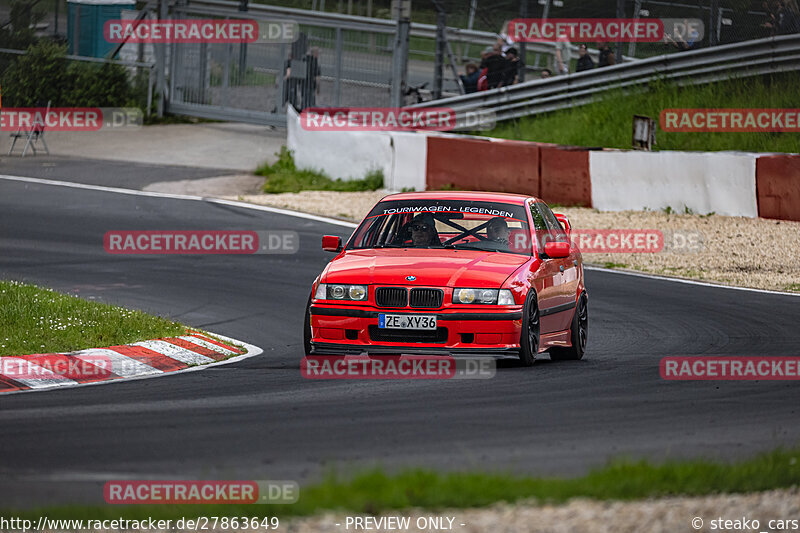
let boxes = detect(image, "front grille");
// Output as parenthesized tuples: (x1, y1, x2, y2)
(409, 288, 444, 308)
(368, 326, 449, 343)
(375, 287, 407, 307)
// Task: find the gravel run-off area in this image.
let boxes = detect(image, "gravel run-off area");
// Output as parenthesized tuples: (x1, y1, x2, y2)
(274, 488, 800, 533)
(229, 190, 800, 293)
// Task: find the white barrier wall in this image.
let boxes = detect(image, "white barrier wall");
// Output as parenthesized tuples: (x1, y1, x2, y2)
(285, 107, 427, 191)
(386, 132, 427, 191)
(589, 150, 758, 217)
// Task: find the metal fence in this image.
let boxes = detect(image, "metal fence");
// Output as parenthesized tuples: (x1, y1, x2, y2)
(167, 2, 402, 124)
(410, 33, 800, 123)
(172, 0, 612, 123)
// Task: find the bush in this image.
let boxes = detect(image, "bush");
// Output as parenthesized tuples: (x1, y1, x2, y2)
(66, 61, 135, 107)
(1, 40, 70, 106)
(1, 40, 135, 108)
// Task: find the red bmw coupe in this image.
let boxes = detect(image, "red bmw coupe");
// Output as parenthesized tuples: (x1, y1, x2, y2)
(304, 191, 588, 365)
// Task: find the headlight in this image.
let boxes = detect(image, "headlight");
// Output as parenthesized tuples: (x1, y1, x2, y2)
(349, 285, 367, 300)
(314, 283, 327, 300)
(453, 288, 515, 305)
(320, 283, 368, 301)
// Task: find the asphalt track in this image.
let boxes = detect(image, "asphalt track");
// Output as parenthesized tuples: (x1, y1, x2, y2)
(1, 169, 800, 508)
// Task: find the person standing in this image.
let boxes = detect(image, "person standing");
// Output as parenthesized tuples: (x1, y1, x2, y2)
(301, 47, 321, 110)
(575, 44, 595, 72)
(554, 32, 572, 75)
(597, 42, 616, 67)
(501, 47, 520, 86)
(480, 45, 507, 89)
(460, 63, 480, 93)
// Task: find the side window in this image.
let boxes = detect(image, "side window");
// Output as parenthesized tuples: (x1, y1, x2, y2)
(535, 203, 567, 237)
(530, 202, 568, 252)
(528, 203, 548, 231)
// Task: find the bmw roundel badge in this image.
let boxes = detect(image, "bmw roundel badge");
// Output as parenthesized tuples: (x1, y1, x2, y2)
(406, 275, 416, 281)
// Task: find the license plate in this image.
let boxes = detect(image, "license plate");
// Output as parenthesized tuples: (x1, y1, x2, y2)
(379, 314, 437, 330)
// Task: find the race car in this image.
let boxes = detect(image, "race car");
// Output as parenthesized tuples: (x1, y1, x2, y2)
(304, 191, 587, 365)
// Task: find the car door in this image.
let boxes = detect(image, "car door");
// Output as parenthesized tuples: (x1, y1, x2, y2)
(527, 201, 563, 334)
(531, 202, 575, 333)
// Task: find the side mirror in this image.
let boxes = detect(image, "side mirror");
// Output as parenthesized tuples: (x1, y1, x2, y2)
(322, 235, 342, 252)
(553, 213, 571, 235)
(544, 241, 570, 258)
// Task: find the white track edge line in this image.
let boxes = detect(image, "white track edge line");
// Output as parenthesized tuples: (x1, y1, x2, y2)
(0, 333, 263, 396)
(3, 174, 795, 297)
(0, 174, 358, 228)
(585, 265, 800, 297)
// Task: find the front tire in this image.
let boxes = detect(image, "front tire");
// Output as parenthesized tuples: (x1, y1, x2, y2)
(519, 291, 540, 367)
(550, 291, 588, 361)
(303, 294, 312, 355)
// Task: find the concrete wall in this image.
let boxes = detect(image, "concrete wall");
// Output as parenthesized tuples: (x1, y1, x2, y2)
(589, 150, 758, 217)
(756, 154, 800, 221)
(286, 106, 427, 190)
(285, 108, 799, 221)
(426, 136, 541, 195)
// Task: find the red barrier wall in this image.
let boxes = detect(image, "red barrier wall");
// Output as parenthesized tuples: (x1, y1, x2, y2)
(426, 136, 541, 196)
(540, 147, 592, 207)
(756, 155, 800, 221)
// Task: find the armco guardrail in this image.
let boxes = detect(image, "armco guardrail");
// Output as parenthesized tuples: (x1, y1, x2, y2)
(185, 0, 608, 61)
(410, 33, 800, 122)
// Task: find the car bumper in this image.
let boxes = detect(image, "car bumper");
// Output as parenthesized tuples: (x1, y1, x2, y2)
(309, 304, 523, 356)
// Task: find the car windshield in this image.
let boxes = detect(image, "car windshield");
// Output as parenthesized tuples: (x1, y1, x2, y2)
(347, 199, 532, 255)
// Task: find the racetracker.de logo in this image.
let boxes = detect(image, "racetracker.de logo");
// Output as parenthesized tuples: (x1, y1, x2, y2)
(104, 19, 299, 44)
(301, 356, 496, 380)
(0, 108, 142, 132)
(104, 230, 299, 255)
(508, 18, 704, 42)
(300, 107, 457, 131)
(104, 480, 299, 504)
(1, 355, 112, 381)
(660, 108, 800, 132)
(661, 356, 800, 380)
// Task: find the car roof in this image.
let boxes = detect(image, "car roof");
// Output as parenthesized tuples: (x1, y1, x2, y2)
(379, 191, 538, 205)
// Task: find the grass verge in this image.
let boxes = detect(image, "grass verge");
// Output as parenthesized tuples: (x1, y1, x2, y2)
(256, 148, 384, 194)
(486, 72, 800, 153)
(10, 448, 800, 520)
(0, 280, 186, 356)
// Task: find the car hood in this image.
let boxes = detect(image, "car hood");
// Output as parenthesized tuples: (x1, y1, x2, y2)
(323, 248, 529, 287)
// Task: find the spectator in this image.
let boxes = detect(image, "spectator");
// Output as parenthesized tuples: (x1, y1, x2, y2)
(460, 63, 480, 93)
(664, 19, 700, 51)
(777, 0, 800, 33)
(301, 47, 321, 110)
(597, 42, 616, 67)
(281, 51, 299, 110)
(540, 68, 552, 79)
(762, 0, 780, 36)
(498, 20, 516, 55)
(575, 43, 595, 72)
(501, 47, 520, 86)
(480, 45, 507, 89)
(554, 32, 572, 75)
